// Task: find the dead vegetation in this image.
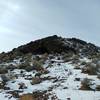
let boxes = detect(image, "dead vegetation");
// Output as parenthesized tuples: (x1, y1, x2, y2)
(80, 78, 93, 90)
(19, 91, 50, 100)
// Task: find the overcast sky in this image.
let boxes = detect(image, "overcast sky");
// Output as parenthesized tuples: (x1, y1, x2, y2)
(0, 0, 100, 52)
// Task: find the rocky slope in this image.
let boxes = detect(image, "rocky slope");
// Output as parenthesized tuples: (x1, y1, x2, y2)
(0, 35, 100, 100)
(0, 35, 100, 62)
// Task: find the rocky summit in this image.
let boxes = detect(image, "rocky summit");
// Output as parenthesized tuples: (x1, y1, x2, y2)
(12, 35, 100, 55)
(0, 35, 100, 100)
(0, 35, 99, 62)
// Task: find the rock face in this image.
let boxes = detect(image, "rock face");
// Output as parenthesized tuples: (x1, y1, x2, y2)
(0, 35, 99, 62)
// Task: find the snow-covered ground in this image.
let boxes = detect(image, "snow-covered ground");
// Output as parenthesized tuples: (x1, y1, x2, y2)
(0, 56, 100, 100)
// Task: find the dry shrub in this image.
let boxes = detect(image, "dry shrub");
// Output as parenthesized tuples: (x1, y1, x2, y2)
(96, 85, 100, 91)
(0, 68, 8, 74)
(62, 53, 74, 62)
(20, 94, 33, 100)
(97, 74, 100, 79)
(0, 82, 5, 89)
(82, 63, 98, 75)
(80, 61, 87, 65)
(33, 60, 44, 71)
(1, 74, 10, 83)
(80, 78, 92, 90)
(20, 91, 49, 100)
(31, 77, 42, 85)
(18, 62, 29, 69)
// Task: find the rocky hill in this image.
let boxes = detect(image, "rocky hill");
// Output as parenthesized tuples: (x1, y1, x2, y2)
(0, 35, 99, 62)
(0, 35, 100, 100)
(10, 35, 100, 55)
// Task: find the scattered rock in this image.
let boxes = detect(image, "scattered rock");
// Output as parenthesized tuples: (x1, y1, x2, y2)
(4, 86, 10, 90)
(18, 83, 27, 89)
(75, 78, 81, 81)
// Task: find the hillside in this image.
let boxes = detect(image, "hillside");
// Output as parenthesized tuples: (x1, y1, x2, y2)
(0, 35, 100, 100)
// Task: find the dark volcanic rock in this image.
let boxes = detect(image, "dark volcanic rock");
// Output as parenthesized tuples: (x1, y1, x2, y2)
(17, 35, 76, 54)
(0, 35, 99, 62)
(16, 35, 99, 56)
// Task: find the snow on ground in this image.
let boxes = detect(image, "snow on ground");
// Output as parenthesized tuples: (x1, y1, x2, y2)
(0, 57, 100, 100)
(0, 92, 16, 100)
(53, 89, 100, 100)
(44, 59, 100, 100)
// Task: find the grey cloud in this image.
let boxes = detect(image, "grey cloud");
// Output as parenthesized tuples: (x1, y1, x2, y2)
(0, 0, 100, 52)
